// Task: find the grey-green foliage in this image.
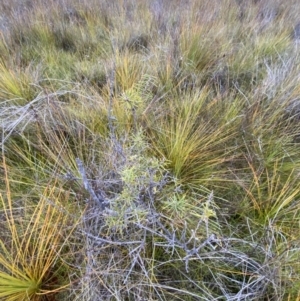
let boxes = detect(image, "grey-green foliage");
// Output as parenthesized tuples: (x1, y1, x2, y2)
(104, 130, 167, 234)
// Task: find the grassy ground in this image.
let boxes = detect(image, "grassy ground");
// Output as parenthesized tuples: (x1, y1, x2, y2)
(1, 0, 300, 300)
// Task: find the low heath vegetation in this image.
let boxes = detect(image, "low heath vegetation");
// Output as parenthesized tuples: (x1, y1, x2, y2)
(1, 0, 300, 300)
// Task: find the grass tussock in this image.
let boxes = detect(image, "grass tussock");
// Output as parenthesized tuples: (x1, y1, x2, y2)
(1, 0, 300, 300)
(0, 157, 78, 300)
